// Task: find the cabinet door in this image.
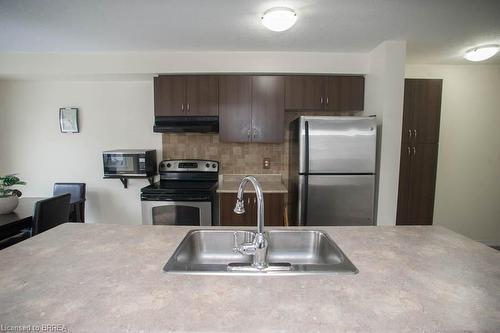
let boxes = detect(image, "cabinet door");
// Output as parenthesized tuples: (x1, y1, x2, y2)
(407, 144, 438, 225)
(413, 79, 442, 143)
(251, 76, 285, 143)
(219, 193, 255, 226)
(396, 145, 412, 225)
(401, 80, 414, 144)
(284, 76, 324, 110)
(219, 76, 252, 143)
(185, 76, 219, 116)
(339, 76, 365, 111)
(154, 76, 186, 116)
(324, 76, 341, 111)
(324, 76, 364, 111)
(264, 193, 284, 226)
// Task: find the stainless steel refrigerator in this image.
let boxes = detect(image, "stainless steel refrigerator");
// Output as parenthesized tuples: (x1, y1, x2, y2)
(288, 116, 377, 226)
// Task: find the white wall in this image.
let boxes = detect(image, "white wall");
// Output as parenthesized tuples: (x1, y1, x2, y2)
(0, 45, 406, 225)
(365, 41, 407, 226)
(405, 65, 500, 243)
(0, 80, 161, 224)
(0, 51, 369, 79)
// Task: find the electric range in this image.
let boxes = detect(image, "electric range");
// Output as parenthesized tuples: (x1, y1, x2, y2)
(141, 159, 219, 226)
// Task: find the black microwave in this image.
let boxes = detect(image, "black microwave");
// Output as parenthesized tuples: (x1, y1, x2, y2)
(103, 149, 157, 177)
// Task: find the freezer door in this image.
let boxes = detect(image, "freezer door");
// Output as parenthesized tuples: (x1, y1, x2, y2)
(298, 175, 375, 226)
(299, 116, 377, 174)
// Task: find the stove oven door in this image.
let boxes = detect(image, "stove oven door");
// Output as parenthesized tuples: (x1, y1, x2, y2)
(141, 200, 212, 226)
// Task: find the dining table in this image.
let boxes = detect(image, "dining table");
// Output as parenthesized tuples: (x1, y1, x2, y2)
(0, 197, 46, 240)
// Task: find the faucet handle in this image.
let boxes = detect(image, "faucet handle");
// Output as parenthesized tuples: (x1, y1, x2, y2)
(233, 231, 256, 255)
(233, 232, 240, 251)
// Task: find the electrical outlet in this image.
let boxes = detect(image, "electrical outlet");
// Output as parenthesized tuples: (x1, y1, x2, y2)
(263, 158, 271, 169)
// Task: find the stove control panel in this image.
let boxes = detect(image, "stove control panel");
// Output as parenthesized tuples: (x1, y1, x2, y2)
(159, 160, 219, 173)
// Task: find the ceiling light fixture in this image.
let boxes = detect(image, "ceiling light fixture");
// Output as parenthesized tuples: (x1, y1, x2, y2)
(261, 7, 297, 32)
(463, 44, 499, 62)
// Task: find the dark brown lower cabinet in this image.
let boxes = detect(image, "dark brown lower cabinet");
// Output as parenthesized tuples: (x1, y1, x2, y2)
(219, 193, 284, 227)
(396, 143, 438, 225)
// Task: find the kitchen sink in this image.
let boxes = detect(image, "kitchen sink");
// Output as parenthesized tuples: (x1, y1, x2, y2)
(164, 229, 358, 275)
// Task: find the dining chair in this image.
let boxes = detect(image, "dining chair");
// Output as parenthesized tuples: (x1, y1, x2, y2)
(32, 193, 71, 235)
(53, 183, 86, 222)
(0, 230, 30, 250)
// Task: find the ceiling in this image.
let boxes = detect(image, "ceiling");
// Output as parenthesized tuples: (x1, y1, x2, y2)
(1, 0, 499, 64)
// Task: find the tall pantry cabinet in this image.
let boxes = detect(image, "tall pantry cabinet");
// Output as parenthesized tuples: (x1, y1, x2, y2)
(396, 79, 442, 225)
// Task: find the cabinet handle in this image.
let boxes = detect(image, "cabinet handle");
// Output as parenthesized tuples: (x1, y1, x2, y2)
(253, 197, 256, 204)
(247, 129, 251, 139)
(253, 128, 257, 139)
(320, 97, 324, 104)
(413, 129, 417, 138)
(326, 97, 329, 105)
(412, 146, 416, 155)
(187, 103, 190, 112)
(408, 129, 412, 140)
(181, 103, 184, 111)
(407, 146, 411, 156)
(247, 197, 250, 205)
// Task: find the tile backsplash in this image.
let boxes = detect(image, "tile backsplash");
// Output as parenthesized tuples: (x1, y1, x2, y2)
(162, 111, 358, 182)
(163, 133, 284, 175)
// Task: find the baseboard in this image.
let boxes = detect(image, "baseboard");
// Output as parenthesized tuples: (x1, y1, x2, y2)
(478, 240, 500, 247)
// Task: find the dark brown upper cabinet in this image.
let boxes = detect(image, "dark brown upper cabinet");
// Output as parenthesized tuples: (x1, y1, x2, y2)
(154, 75, 218, 117)
(154, 76, 185, 116)
(251, 76, 285, 143)
(285, 75, 365, 112)
(219, 75, 285, 143)
(219, 75, 253, 143)
(284, 76, 324, 110)
(402, 79, 442, 144)
(338, 76, 365, 111)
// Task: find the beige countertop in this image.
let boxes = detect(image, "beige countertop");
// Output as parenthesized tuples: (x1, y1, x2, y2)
(217, 174, 288, 193)
(1, 223, 499, 332)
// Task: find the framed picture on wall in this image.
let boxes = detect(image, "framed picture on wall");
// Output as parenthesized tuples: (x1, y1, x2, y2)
(59, 107, 79, 133)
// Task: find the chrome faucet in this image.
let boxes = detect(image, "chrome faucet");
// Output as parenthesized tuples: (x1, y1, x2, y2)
(232, 176, 268, 269)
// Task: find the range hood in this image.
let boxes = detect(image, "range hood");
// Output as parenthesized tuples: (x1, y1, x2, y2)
(153, 116, 219, 133)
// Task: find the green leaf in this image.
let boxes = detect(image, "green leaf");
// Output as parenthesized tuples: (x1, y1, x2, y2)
(0, 173, 26, 188)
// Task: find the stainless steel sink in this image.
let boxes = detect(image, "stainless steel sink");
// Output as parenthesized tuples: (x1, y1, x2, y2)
(164, 229, 358, 275)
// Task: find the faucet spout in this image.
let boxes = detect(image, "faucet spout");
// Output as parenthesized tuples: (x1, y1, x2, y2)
(235, 176, 265, 234)
(232, 176, 268, 269)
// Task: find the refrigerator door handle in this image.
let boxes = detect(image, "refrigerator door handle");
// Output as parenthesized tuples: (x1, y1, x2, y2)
(304, 176, 308, 226)
(298, 175, 308, 226)
(305, 121, 310, 173)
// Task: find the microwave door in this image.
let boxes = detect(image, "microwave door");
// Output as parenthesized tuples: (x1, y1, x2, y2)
(104, 154, 137, 175)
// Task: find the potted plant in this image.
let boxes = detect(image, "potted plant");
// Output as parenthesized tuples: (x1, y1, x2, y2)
(0, 174, 26, 214)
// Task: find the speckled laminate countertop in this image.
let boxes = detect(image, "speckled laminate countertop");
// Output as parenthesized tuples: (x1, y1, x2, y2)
(0, 224, 499, 333)
(217, 174, 287, 193)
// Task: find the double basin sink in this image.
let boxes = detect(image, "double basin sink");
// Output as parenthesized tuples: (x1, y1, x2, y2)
(164, 229, 358, 275)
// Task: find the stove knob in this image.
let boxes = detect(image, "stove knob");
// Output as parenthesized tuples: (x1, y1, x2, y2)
(205, 163, 210, 168)
(212, 163, 217, 169)
(166, 163, 171, 168)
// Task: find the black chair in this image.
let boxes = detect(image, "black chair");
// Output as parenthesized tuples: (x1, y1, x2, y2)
(0, 231, 30, 250)
(53, 183, 86, 222)
(32, 194, 71, 235)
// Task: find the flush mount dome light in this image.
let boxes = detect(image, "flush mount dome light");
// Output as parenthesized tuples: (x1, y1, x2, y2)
(464, 44, 499, 62)
(261, 7, 297, 32)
